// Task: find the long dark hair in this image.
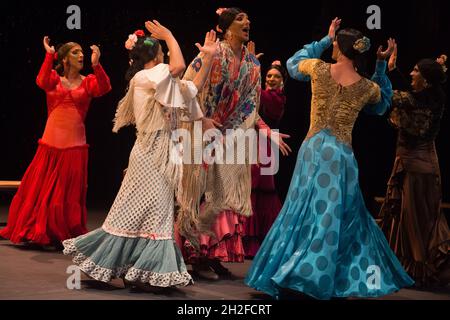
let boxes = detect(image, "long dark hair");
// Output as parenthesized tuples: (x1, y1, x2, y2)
(216, 7, 244, 40)
(54, 42, 80, 76)
(125, 35, 161, 82)
(336, 28, 369, 77)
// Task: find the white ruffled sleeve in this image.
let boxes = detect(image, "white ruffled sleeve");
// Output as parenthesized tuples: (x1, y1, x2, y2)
(142, 64, 203, 121)
(178, 80, 203, 121)
(142, 64, 183, 108)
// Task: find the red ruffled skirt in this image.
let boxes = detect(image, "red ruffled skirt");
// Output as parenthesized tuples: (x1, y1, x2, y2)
(242, 164, 282, 258)
(175, 209, 245, 263)
(0, 139, 89, 245)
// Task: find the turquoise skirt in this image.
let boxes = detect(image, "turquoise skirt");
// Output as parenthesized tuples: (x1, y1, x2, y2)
(245, 130, 414, 299)
(63, 229, 192, 287)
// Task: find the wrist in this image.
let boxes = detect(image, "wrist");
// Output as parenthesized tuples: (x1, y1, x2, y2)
(375, 60, 387, 74)
(388, 65, 397, 72)
(164, 33, 175, 42)
(201, 55, 213, 62)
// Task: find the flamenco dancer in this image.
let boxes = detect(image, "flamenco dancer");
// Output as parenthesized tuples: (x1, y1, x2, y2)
(244, 60, 288, 258)
(245, 18, 414, 299)
(379, 45, 450, 288)
(0, 36, 111, 247)
(63, 21, 220, 288)
(176, 7, 291, 280)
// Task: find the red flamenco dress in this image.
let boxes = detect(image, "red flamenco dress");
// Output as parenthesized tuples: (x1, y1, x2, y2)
(243, 88, 286, 258)
(0, 52, 111, 245)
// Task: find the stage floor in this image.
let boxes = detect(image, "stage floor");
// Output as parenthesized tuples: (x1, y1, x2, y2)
(1, 206, 449, 300)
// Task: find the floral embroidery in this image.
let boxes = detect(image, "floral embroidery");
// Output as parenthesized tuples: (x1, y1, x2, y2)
(191, 57, 202, 72)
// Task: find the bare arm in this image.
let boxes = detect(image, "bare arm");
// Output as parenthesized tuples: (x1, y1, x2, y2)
(145, 20, 185, 78)
(191, 30, 219, 91)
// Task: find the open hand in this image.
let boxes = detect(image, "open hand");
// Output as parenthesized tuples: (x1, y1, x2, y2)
(247, 41, 264, 60)
(43, 36, 55, 54)
(145, 20, 173, 41)
(328, 17, 342, 40)
(90, 45, 101, 66)
(201, 117, 223, 133)
(272, 131, 291, 156)
(195, 30, 219, 57)
(377, 38, 396, 61)
(259, 130, 291, 156)
(388, 42, 398, 71)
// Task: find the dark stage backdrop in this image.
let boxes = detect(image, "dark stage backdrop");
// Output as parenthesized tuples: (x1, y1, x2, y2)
(0, 0, 449, 217)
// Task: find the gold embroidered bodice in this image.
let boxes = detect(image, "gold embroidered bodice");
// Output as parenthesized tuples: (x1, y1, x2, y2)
(299, 59, 381, 146)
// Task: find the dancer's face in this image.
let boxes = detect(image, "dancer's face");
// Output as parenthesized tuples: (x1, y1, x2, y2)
(410, 65, 427, 91)
(226, 12, 251, 43)
(63, 45, 84, 72)
(265, 68, 283, 90)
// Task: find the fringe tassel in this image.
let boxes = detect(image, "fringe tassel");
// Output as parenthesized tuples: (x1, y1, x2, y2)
(175, 117, 257, 248)
(112, 80, 136, 133)
(198, 163, 252, 235)
(175, 121, 207, 249)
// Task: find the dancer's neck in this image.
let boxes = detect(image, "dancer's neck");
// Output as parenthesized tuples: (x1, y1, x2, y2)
(225, 37, 244, 58)
(64, 69, 80, 80)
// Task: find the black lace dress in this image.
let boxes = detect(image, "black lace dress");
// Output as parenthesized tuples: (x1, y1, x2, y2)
(379, 68, 450, 287)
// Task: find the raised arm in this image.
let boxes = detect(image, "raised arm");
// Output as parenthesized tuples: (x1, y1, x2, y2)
(36, 36, 59, 91)
(286, 18, 340, 81)
(85, 45, 112, 97)
(145, 20, 185, 78)
(286, 36, 331, 81)
(364, 38, 396, 115)
(191, 30, 219, 91)
(386, 43, 412, 91)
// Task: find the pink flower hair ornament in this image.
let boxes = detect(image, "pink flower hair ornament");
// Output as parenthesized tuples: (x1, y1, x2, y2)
(124, 30, 146, 51)
(271, 60, 281, 66)
(216, 7, 228, 16)
(125, 34, 138, 50)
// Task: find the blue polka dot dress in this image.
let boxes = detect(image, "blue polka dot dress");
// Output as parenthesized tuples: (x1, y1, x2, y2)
(245, 37, 414, 300)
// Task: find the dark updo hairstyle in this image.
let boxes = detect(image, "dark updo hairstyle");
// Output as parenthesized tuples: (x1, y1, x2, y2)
(267, 62, 288, 85)
(216, 7, 244, 40)
(54, 42, 81, 76)
(336, 28, 370, 76)
(125, 35, 161, 82)
(417, 58, 447, 107)
(418, 59, 447, 86)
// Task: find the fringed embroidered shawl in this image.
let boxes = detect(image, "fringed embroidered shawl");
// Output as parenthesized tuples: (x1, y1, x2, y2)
(178, 41, 261, 245)
(113, 63, 203, 193)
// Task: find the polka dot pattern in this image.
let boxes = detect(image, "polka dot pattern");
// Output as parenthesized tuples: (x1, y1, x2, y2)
(103, 136, 175, 240)
(245, 131, 414, 300)
(318, 173, 331, 188)
(315, 200, 327, 215)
